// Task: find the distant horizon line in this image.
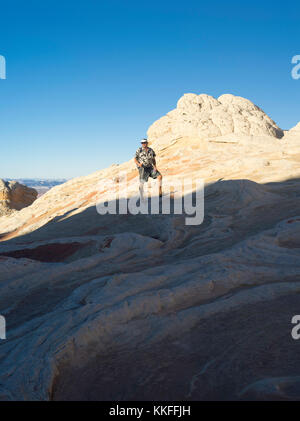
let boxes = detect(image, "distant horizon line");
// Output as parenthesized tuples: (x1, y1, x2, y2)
(2, 177, 70, 181)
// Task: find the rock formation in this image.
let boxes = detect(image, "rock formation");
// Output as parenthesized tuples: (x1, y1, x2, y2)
(0, 94, 299, 401)
(289, 122, 300, 133)
(0, 179, 37, 216)
(148, 93, 284, 147)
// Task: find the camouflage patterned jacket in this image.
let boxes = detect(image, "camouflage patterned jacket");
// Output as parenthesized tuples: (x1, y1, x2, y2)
(134, 147, 156, 168)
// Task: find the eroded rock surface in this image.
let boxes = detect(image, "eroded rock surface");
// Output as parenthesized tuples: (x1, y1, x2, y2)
(0, 179, 37, 216)
(148, 93, 284, 146)
(0, 94, 299, 401)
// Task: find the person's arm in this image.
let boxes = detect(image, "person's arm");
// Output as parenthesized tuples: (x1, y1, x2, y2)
(134, 157, 143, 168)
(134, 149, 143, 168)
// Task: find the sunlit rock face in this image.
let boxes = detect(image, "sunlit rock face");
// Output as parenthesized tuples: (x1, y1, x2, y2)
(148, 93, 284, 146)
(0, 94, 300, 401)
(0, 179, 37, 216)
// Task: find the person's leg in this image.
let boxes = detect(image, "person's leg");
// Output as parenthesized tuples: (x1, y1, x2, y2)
(139, 181, 144, 200)
(138, 167, 149, 200)
(150, 168, 163, 197)
(157, 174, 163, 197)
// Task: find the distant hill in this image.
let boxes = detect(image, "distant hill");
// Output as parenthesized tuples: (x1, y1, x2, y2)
(3, 178, 67, 197)
(0, 179, 38, 216)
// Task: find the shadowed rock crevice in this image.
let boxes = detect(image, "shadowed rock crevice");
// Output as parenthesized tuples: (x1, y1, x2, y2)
(52, 292, 300, 401)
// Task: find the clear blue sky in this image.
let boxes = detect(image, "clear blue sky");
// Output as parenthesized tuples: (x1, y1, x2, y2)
(0, 0, 299, 179)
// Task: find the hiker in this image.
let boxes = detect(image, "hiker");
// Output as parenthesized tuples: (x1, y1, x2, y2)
(134, 138, 163, 198)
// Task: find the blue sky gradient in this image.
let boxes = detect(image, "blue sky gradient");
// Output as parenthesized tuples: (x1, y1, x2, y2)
(0, 0, 299, 178)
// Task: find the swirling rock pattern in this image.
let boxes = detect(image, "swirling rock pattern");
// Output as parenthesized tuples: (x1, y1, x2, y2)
(0, 95, 300, 401)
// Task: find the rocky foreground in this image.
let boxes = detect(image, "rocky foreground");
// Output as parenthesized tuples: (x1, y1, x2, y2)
(0, 94, 300, 401)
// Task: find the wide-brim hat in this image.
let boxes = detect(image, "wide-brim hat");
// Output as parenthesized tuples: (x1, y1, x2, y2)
(141, 139, 148, 144)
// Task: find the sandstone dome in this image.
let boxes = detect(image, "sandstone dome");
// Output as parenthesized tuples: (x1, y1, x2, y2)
(148, 93, 284, 144)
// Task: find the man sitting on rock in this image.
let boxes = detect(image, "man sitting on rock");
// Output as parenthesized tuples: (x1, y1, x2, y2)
(134, 139, 163, 198)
